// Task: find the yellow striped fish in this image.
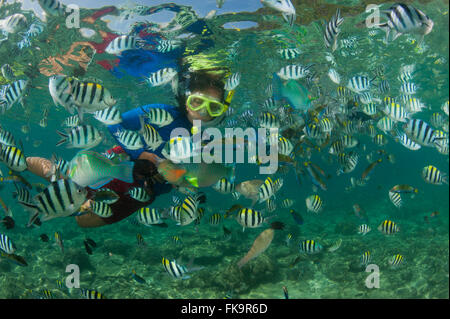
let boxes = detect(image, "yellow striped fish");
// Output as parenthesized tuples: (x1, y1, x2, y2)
(378, 220, 399, 235)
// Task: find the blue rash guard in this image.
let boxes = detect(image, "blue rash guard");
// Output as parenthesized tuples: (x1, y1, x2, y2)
(107, 103, 192, 195)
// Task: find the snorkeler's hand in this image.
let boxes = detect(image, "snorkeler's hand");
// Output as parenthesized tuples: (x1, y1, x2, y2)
(80, 199, 93, 212)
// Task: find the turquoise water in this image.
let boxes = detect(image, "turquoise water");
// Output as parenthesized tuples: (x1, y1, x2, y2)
(0, 0, 448, 299)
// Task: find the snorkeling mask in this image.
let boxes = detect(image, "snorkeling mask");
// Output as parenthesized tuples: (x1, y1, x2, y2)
(186, 89, 234, 117)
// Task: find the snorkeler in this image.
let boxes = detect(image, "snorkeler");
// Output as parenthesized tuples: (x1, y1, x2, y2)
(22, 70, 232, 228)
(107, 69, 234, 187)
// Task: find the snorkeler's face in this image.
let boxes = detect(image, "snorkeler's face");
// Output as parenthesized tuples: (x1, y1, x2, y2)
(185, 87, 222, 123)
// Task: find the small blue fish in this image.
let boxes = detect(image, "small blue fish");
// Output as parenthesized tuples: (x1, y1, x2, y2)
(131, 269, 146, 284)
(290, 209, 303, 225)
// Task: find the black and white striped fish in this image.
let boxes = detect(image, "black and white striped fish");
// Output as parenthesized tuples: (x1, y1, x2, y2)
(137, 207, 163, 226)
(179, 193, 205, 226)
(430, 112, 445, 128)
(258, 177, 278, 203)
(277, 64, 311, 80)
(361, 103, 377, 116)
(236, 208, 264, 229)
(390, 254, 404, 268)
(327, 68, 341, 84)
(231, 192, 241, 200)
(338, 152, 359, 174)
(403, 119, 439, 147)
(162, 257, 190, 279)
(93, 106, 122, 125)
(91, 201, 113, 218)
(141, 107, 174, 127)
(1, 64, 15, 82)
(422, 165, 448, 185)
(63, 115, 80, 128)
(278, 136, 294, 156)
(114, 129, 144, 150)
(259, 112, 280, 129)
(209, 213, 222, 225)
(357, 92, 376, 105)
(0, 145, 27, 172)
(395, 131, 421, 151)
(378, 220, 399, 235)
(56, 125, 103, 149)
(80, 289, 106, 299)
(299, 240, 322, 254)
(48, 75, 79, 115)
(13, 183, 33, 209)
(38, 0, 65, 16)
(69, 81, 116, 114)
(277, 48, 301, 60)
(373, 134, 388, 146)
(0, 234, 16, 254)
(347, 76, 372, 93)
(304, 123, 322, 139)
(105, 35, 145, 55)
(376, 3, 433, 44)
(324, 8, 344, 52)
(0, 79, 28, 110)
(139, 119, 163, 151)
(266, 198, 276, 213)
(400, 82, 417, 95)
(358, 224, 371, 235)
(329, 140, 345, 155)
(128, 187, 151, 202)
(389, 190, 402, 208)
(406, 97, 426, 113)
(0, 14, 27, 34)
(146, 68, 177, 87)
(378, 79, 390, 94)
(0, 127, 16, 146)
(384, 103, 409, 122)
(377, 116, 395, 132)
(168, 206, 182, 223)
(262, 97, 278, 109)
(305, 194, 323, 213)
(281, 198, 294, 208)
(51, 154, 69, 179)
(261, 0, 296, 27)
(213, 178, 234, 194)
(224, 72, 241, 91)
(156, 39, 182, 53)
(161, 136, 200, 162)
(25, 179, 88, 226)
(360, 251, 371, 266)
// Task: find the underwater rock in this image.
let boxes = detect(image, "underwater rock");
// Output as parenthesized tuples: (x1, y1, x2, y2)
(334, 222, 358, 236)
(208, 256, 281, 295)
